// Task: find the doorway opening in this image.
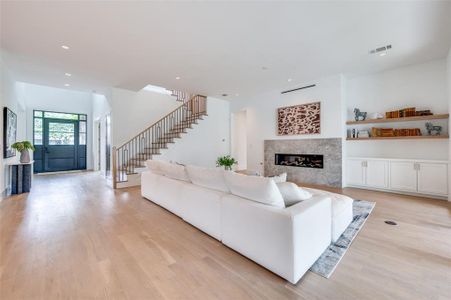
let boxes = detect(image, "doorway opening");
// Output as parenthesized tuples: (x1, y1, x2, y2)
(33, 110, 87, 173)
(105, 114, 111, 178)
(231, 110, 247, 171)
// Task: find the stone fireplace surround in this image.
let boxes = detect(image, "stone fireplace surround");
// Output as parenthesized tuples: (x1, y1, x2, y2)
(264, 138, 342, 187)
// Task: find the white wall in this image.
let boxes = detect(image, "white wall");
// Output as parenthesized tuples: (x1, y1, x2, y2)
(345, 59, 449, 160)
(158, 97, 230, 167)
(231, 74, 344, 174)
(21, 83, 94, 169)
(110, 88, 180, 147)
(0, 63, 27, 195)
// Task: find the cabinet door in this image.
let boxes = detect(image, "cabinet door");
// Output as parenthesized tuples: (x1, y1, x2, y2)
(389, 161, 417, 192)
(417, 163, 448, 196)
(346, 159, 365, 186)
(366, 160, 388, 188)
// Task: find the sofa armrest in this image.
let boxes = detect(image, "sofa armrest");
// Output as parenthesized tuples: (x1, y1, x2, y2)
(221, 194, 331, 284)
(286, 196, 332, 283)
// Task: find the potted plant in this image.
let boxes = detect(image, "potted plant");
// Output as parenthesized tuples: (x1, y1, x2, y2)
(216, 155, 238, 171)
(11, 141, 35, 163)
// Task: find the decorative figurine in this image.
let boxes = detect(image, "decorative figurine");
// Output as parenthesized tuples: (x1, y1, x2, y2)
(425, 122, 442, 136)
(354, 108, 367, 121)
(352, 128, 356, 138)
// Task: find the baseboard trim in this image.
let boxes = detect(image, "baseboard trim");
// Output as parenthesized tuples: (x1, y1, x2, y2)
(0, 188, 8, 200)
(345, 184, 448, 200)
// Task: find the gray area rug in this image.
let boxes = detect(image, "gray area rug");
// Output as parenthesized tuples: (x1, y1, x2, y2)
(310, 200, 376, 278)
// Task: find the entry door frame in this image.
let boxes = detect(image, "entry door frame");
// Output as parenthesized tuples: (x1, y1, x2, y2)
(33, 110, 88, 174)
(43, 118, 79, 172)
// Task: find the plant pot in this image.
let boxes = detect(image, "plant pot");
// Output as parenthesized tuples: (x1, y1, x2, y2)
(20, 150, 30, 163)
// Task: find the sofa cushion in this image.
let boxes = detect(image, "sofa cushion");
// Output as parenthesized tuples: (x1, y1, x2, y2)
(145, 159, 164, 175)
(224, 171, 285, 208)
(185, 165, 229, 193)
(159, 160, 190, 182)
(276, 182, 312, 206)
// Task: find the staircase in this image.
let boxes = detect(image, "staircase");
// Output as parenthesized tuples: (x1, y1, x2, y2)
(112, 95, 207, 188)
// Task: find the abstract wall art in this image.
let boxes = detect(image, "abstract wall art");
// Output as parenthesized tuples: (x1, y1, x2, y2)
(277, 101, 320, 135)
(3, 107, 17, 158)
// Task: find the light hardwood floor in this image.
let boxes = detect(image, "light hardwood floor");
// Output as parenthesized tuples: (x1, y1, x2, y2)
(1, 172, 450, 299)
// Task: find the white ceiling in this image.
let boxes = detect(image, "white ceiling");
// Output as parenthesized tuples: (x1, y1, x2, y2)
(1, 1, 451, 98)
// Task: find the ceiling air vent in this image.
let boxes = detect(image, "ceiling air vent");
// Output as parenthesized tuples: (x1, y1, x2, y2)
(369, 44, 392, 55)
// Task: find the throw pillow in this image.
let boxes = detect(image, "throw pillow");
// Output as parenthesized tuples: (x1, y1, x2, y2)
(276, 182, 312, 206)
(224, 171, 285, 208)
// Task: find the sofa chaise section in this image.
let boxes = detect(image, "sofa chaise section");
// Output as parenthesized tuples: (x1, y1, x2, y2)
(221, 194, 331, 284)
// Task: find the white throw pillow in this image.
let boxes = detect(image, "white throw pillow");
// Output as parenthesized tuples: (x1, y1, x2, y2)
(224, 171, 285, 208)
(276, 182, 312, 206)
(145, 160, 164, 175)
(159, 161, 190, 182)
(185, 165, 229, 193)
(269, 173, 287, 183)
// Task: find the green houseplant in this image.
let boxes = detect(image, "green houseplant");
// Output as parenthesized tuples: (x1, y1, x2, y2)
(216, 155, 238, 171)
(11, 141, 35, 163)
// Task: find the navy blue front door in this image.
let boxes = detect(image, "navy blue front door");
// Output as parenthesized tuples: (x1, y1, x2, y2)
(43, 119, 80, 172)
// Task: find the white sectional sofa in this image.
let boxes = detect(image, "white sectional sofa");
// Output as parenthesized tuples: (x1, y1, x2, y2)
(141, 161, 352, 284)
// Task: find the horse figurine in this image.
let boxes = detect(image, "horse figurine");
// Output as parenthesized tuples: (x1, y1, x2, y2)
(425, 122, 442, 135)
(354, 108, 367, 121)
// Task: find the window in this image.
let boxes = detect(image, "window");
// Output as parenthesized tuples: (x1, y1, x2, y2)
(44, 111, 79, 120)
(34, 118, 43, 145)
(48, 122, 75, 145)
(33, 110, 88, 146)
(79, 120, 87, 145)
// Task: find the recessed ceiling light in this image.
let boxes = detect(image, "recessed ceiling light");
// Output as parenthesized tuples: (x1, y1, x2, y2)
(222, 94, 228, 97)
(379, 52, 387, 57)
(175, 76, 181, 80)
(64, 83, 70, 87)
(287, 78, 293, 82)
(61, 45, 70, 50)
(65, 73, 72, 77)
(235, 93, 239, 96)
(262, 66, 268, 70)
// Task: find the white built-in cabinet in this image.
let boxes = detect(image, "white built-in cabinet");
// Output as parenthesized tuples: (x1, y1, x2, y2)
(346, 158, 448, 198)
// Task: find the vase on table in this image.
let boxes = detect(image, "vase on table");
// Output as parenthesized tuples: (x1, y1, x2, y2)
(20, 150, 30, 163)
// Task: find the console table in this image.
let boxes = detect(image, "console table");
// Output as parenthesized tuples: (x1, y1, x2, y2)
(9, 161, 33, 194)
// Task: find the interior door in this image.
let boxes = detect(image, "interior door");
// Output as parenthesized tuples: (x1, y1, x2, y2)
(44, 118, 79, 172)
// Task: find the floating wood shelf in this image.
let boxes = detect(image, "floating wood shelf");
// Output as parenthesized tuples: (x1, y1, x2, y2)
(346, 114, 449, 125)
(346, 135, 449, 141)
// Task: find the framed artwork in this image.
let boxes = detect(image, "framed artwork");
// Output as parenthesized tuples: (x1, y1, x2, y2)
(277, 101, 320, 135)
(3, 107, 17, 158)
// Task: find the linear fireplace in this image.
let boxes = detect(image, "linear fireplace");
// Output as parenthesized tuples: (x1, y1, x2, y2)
(275, 153, 324, 169)
(265, 139, 341, 187)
